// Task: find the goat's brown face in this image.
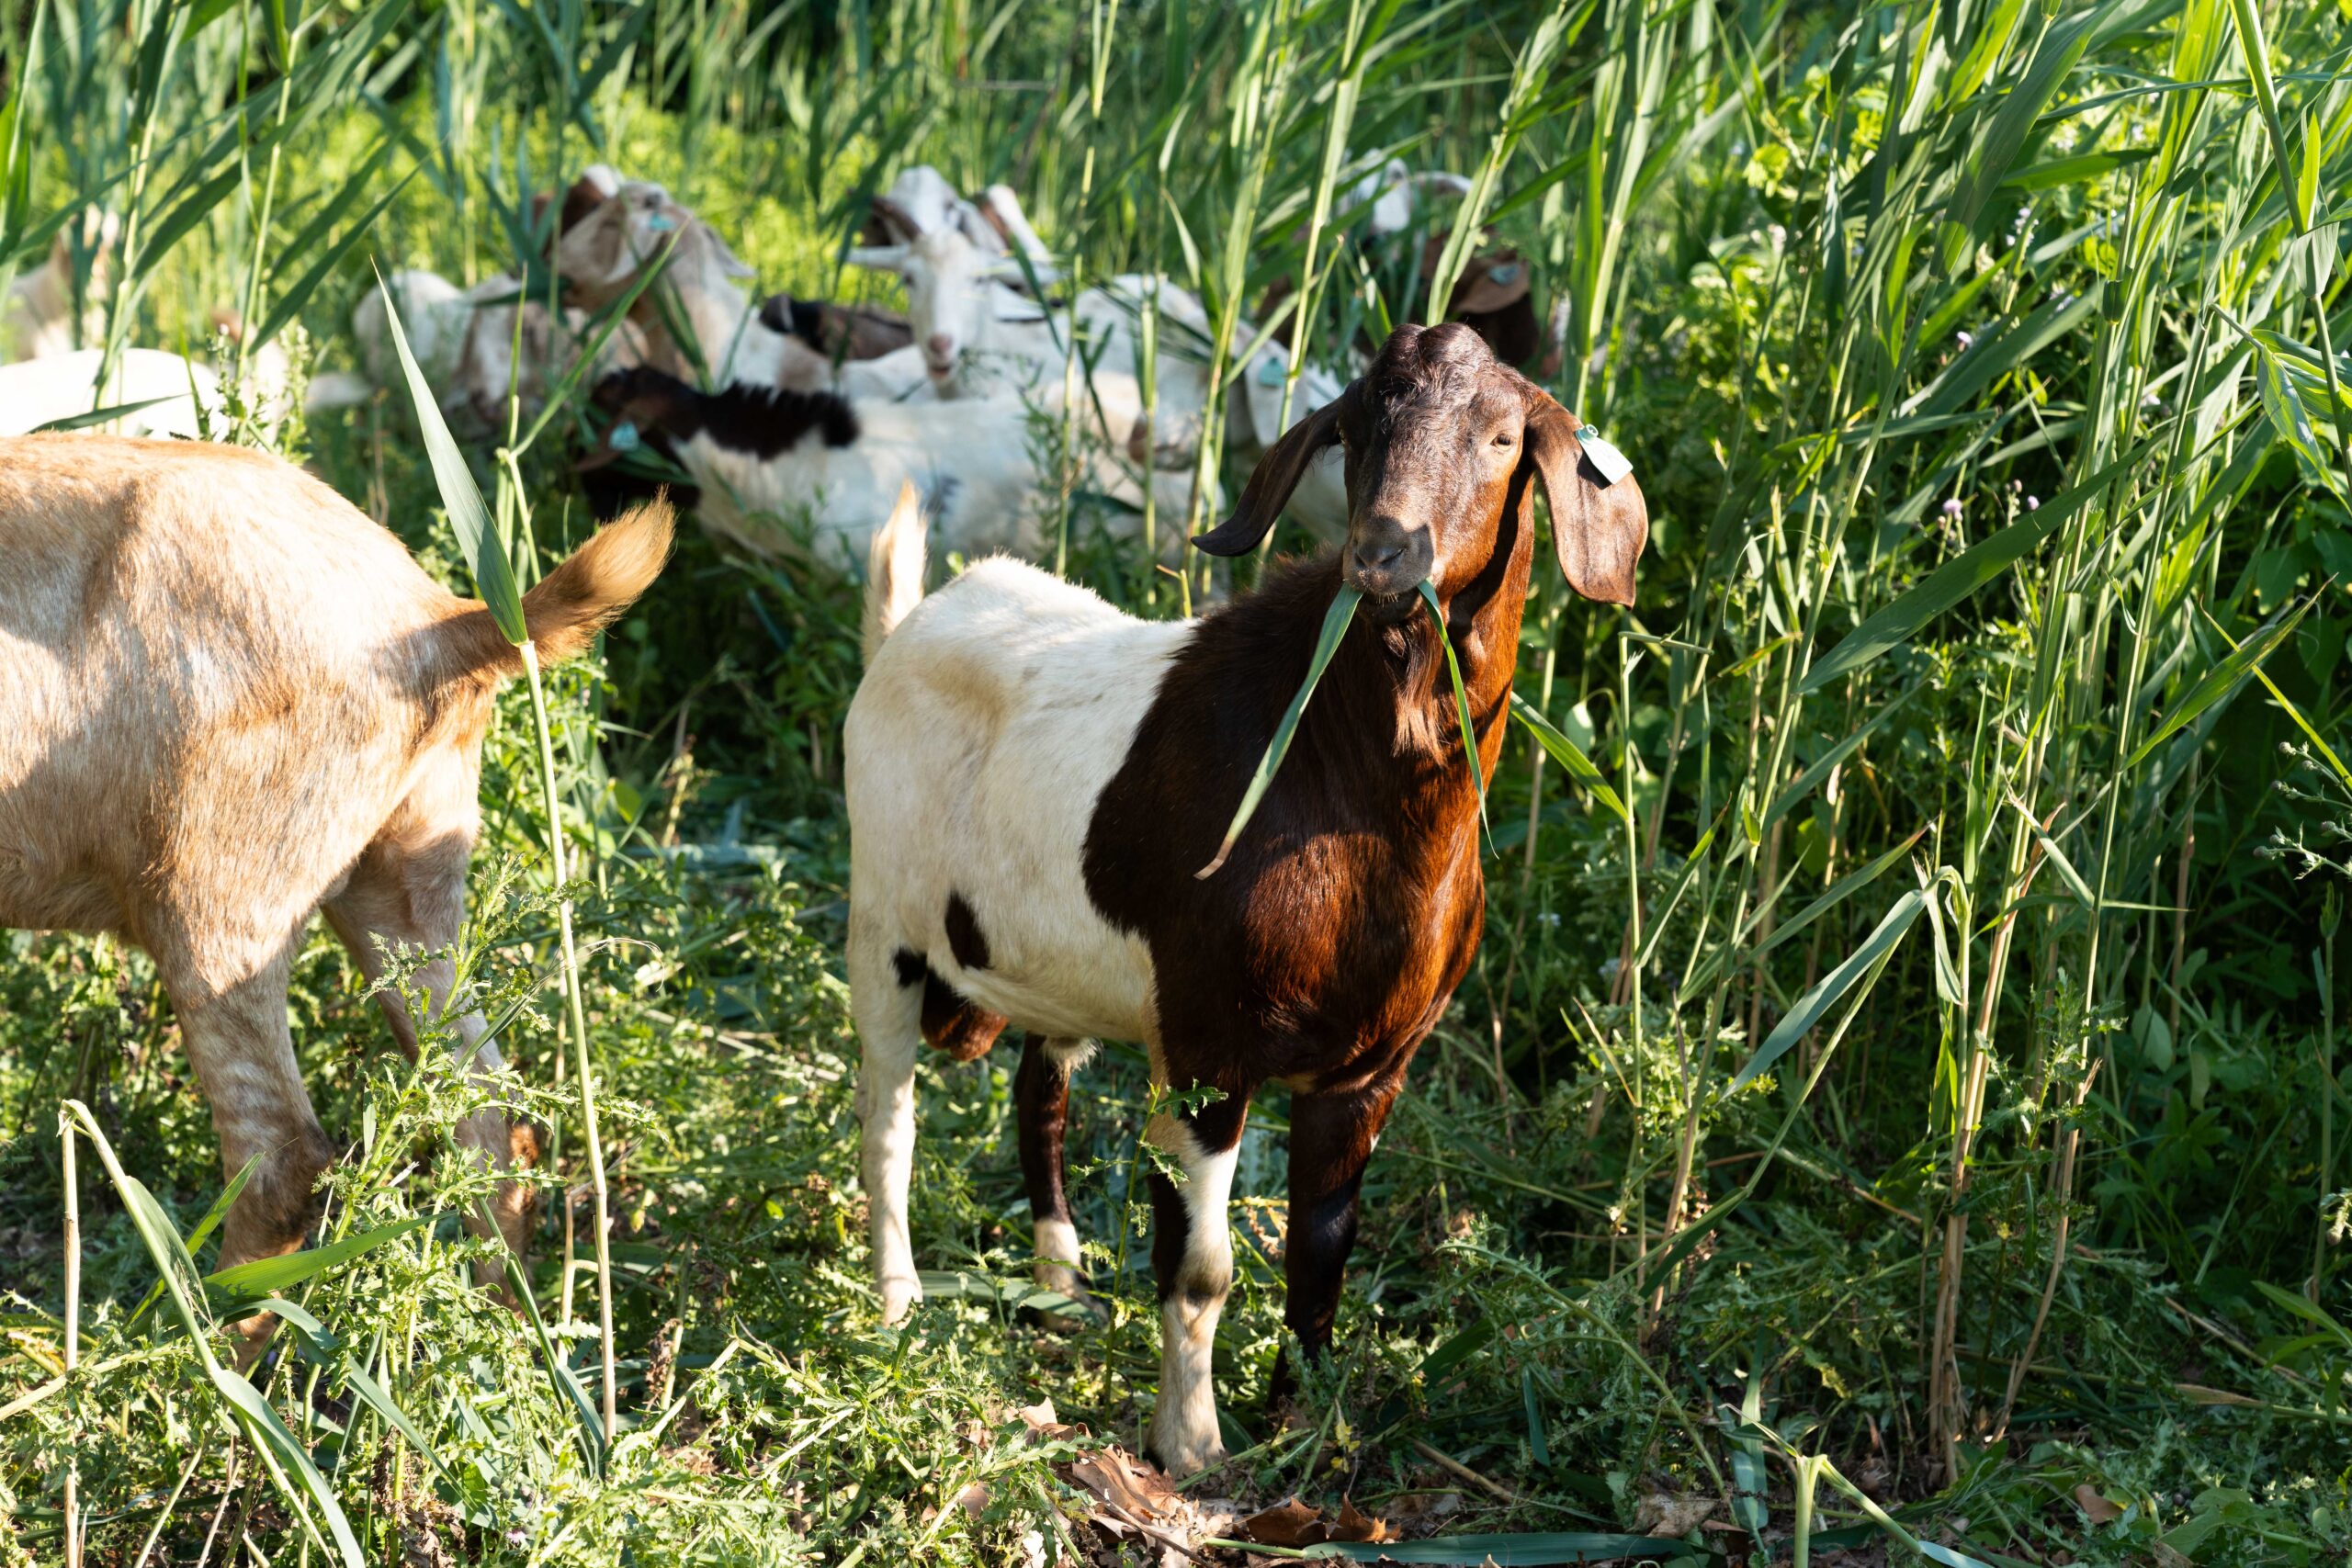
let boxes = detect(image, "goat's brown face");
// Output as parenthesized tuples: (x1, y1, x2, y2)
(1193, 322, 1648, 614)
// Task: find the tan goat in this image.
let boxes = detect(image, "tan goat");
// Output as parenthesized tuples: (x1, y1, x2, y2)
(0, 435, 671, 1347)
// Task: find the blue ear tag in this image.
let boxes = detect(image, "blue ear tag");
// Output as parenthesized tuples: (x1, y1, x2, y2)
(1489, 263, 1521, 286)
(1574, 423, 1634, 487)
(609, 420, 641, 453)
(645, 212, 676, 232)
(1258, 356, 1285, 387)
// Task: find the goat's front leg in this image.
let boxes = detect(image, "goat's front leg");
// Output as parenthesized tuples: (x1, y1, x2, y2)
(323, 815, 532, 1287)
(850, 919, 927, 1324)
(1270, 1077, 1403, 1409)
(1016, 1035, 1096, 1325)
(1143, 1082, 1251, 1474)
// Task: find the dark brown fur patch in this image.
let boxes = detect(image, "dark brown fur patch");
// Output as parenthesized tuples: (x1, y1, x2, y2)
(944, 891, 989, 971)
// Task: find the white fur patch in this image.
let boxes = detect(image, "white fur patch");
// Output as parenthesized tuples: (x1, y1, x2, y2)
(1145, 1133, 1239, 1473)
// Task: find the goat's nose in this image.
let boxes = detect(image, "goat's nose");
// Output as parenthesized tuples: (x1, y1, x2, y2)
(1351, 537, 1406, 574)
(925, 333, 955, 359)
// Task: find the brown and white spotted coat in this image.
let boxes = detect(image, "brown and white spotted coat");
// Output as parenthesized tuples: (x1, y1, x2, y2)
(844, 323, 1645, 1472)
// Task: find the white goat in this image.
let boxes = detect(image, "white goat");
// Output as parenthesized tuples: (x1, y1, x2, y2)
(0, 348, 231, 439)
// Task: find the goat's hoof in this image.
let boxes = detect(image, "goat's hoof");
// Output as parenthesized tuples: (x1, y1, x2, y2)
(878, 1275, 923, 1325)
(1142, 1420, 1227, 1477)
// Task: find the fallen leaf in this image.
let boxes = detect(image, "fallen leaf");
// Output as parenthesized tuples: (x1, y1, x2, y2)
(1333, 1496, 1394, 1544)
(2074, 1483, 2123, 1525)
(1244, 1496, 1329, 1548)
(1067, 1446, 1178, 1525)
(951, 1480, 990, 1520)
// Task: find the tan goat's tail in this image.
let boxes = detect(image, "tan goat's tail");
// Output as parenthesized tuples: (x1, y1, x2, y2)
(438, 499, 675, 682)
(862, 480, 926, 665)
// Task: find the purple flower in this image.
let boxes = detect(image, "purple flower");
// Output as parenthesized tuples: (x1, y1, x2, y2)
(1956, 330, 1975, 350)
(1941, 497, 1964, 518)
(2025, 495, 2040, 511)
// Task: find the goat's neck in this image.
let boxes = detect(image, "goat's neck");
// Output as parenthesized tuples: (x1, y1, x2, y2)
(1365, 489, 1536, 776)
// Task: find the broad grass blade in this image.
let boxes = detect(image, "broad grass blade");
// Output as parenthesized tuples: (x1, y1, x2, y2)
(1726, 889, 1927, 1095)
(32, 397, 180, 433)
(205, 1362, 367, 1567)
(1799, 445, 2150, 695)
(1419, 581, 1488, 840)
(1197, 586, 1361, 879)
(374, 265, 526, 645)
(254, 169, 421, 351)
(2126, 596, 2314, 770)
(1509, 691, 1629, 824)
(1939, 4, 2108, 273)
(206, 1214, 434, 1312)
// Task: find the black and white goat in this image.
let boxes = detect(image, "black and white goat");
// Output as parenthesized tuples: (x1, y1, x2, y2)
(587, 366, 1202, 570)
(845, 323, 1646, 1472)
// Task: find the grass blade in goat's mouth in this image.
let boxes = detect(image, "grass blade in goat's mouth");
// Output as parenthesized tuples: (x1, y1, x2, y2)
(1196, 585, 1363, 879)
(1419, 579, 1489, 846)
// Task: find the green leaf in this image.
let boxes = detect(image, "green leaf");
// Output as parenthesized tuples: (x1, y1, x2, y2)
(1303, 1534, 1693, 1564)
(373, 264, 527, 645)
(29, 396, 182, 434)
(1510, 691, 1630, 824)
(1419, 581, 1488, 843)
(1727, 890, 1927, 1095)
(1198, 587, 1360, 877)
(1799, 445, 2148, 695)
(254, 165, 421, 351)
(338, 1358, 451, 1480)
(1999, 148, 2151, 192)
(2126, 598, 2314, 770)
(1763, 688, 1916, 829)
(207, 1361, 366, 1568)
(2010, 798, 2098, 910)
(1751, 827, 1930, 962)
(2227, 0, 2301, 231)
(491, 1205, 606, 1475)
(206, 1215, 434, 1311)
(1939, 4, 2110, 274)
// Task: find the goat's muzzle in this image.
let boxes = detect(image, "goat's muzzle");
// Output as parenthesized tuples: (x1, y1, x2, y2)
(1345, 514, 1431, 618)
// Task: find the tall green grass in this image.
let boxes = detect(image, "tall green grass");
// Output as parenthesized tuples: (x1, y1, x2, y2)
(3, 0, 2350, 1563)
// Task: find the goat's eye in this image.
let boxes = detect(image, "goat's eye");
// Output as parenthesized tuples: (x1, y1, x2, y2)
(1492, 432, 1514, 447)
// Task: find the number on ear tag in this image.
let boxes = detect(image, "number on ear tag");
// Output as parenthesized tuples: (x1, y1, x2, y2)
(1575, 424, 1634, 487)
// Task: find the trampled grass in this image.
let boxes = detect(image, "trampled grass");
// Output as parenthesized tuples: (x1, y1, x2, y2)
(4, 1, 2352, 1563)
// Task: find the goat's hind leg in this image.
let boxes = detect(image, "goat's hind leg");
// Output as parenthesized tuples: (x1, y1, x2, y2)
(1017, 1034, 1097, 1326)
(852, 921, 928, 1324)
(323, 818, 531, 1287)
(1143, 1079, 1250, 1475)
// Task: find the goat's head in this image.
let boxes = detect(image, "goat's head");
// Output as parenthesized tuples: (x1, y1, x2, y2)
(1194, 322, 1646, 624)
(555, 175, 753, 312)
(847, 223, 1054, 395)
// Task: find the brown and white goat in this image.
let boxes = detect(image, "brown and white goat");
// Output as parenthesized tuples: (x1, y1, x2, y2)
(845, 323, 1645, 1472)
(0, 435, 671, 1349)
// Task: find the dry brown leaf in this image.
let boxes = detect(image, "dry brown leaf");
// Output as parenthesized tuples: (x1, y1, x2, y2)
(1243, 1496, 1329, 1548)
(1016, 1399, 1088, 1445)
(1333, 1496, 1394, 1544)
(2074, 1483, 2123, 1524)
(1635, 1489, 1719, 1537)
(1066, 1446, 1178, 1525)
(951, 1480, 991, 1520)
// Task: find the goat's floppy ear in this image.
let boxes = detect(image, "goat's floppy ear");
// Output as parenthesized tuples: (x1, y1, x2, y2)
(1192, 388, 1351, 557)
(844, 244, 910, 274)
(1524, 391, 1646, 606)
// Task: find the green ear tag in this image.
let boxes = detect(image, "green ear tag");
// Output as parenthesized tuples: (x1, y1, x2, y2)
(1574, 424, 1634, 487)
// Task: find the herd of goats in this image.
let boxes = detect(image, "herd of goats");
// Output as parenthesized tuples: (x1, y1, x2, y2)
(0, 159, 1555, 574)
(0, 159, 1647, 1480)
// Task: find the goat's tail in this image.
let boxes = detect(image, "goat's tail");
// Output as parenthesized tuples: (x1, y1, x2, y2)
(436, 499, 676, 683)
(862, 480, 926, 665)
